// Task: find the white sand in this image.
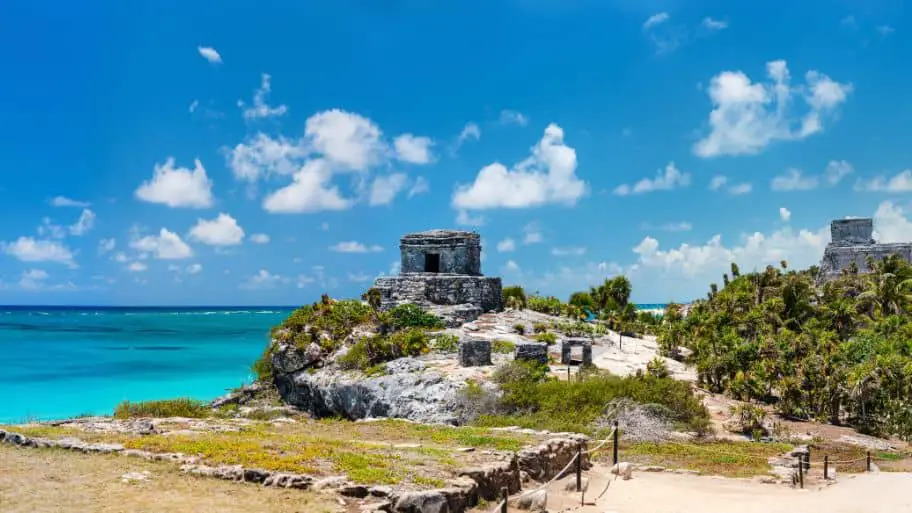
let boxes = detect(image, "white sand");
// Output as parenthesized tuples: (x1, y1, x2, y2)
(544, 465, 912, 512)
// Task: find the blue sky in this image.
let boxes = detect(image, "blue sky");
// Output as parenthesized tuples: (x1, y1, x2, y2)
(2, 0, 912, 306)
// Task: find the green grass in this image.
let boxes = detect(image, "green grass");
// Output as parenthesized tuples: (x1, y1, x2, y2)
(491, 340, 515, 354)
(621, 441, 792, 478)
(113, 398, 211, 419)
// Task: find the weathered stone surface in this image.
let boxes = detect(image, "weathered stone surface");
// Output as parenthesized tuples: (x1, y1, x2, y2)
(271, 342, 323, 374)
(513, 489, 547, 512)
(514, 342, 548, 365)
(400, 230, 482, 276)
(458, 458, 521, 500)
(275, 357, 466, 424)
(516, 436, 590, 482)
(819, 218, 912, 282)
(560, 338, 592, 366)
(373, 275, 502, 314)
(458, 339, 492, 367)
(391, 477, 477, 513)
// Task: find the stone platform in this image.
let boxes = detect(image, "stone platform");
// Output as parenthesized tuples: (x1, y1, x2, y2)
(818, 218, 912, 282)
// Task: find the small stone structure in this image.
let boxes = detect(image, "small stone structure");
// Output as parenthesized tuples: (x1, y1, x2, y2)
(819, 218, 912, 282)
(372, 230, 502, 327)
(514, 342, 548, 365)
(560, 338, 593, 366)
(458, 339, 492, 367)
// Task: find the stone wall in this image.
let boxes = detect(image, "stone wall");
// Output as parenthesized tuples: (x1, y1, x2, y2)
(819, 243, 912, 282)
(830, 218, 875, 246)
(400, 230, 482, 276)
(373, 275, 502, 312)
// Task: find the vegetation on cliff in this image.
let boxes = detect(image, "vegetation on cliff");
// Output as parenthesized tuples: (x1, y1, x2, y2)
(659, 256, 912, 440)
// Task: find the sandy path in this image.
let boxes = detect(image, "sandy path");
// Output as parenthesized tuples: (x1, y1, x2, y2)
(543, 465, 912, 513)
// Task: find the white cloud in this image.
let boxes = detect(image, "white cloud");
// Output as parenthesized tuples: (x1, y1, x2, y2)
(503, 260, 521, 273)
(523, 222, 543, 245)
(197, 46, 222, 64)
(614, 162, 690, 196)
(369, 173, 409, 206)
(702, 17, 728, 31)
(320, 222, 330, 231)
(128, 261, 148, 272)
(186, 263, 203, 274)
(393, 134, 434, 164)
(458, 122, 481, 144)
(641, 221, 693, 232)
(50, 196, 90, 208)
(240, 269, 283, 290)
(329, 241, 383, 253)
(877, 25, 895, 37)
(855, 170, 912, 193)
(2, 237, 76, 267)
(18, 269, 49, 290)
(227, 133, 308, 182)
(496, 238, 516, 253)
(189, 100, 199, 114)
(189, 213, 245, 246)
(249, 233, 270, 244)
(112, 252, 129, 263)
(296, 274, 315, 288)
(306, 109, 384, 171)
(643, 12, 670, 29)
(408, 176, 429, 198)
(135, 158, 214, 208)
(551, 246, 586, 256)
(348, 272, 372, 283)
(771, 168, 820, 191)
(130, 228, 193, 259)
(37, 218, 65, 239)
(729, 183, 753, 195)
(238, 73, 288, 120)
(68, 209, 95, 236)
(262, 159, 353, 213)
(841, 15, 857, 29)
(779, 207, 792, 222)
(499, 110, 528, 126)
(709, 175, 728, 191)
(455, 209, 485, 227)
(874, 201, 912, 242)
(453, 124, 586, 210)
(825, 160, 853, 185)
(694, 60, 852, 157)
(98, 238, 116, 255)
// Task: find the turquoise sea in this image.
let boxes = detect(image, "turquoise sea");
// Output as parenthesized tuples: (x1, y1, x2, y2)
(0, 306, 293, 423)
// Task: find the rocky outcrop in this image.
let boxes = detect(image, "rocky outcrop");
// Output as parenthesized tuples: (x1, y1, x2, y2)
(274, 358, 467, 424)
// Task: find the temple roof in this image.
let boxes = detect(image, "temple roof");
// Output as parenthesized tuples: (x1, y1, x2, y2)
(401, 230, 479, 241)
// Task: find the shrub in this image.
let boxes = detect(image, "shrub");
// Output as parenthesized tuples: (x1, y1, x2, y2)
(251, 349, 274, 381)
(491, 339, 515, 354)
(533, 322, 549, 334)
(730, 404, 767, 435)
(527, 295, 563, 316)
(338, 329, 431, 371)
(388, 303, 444, 330)
(502, 286, 527, 310)
(512, 323, 526, 335)
(362, 287, 382, 310)
(431, 333, 460, 353)
(455, 380, 502, 424)
(646, 357, 670, 378)
(535, 332, 557, 345)
(114, 398, 210, 419)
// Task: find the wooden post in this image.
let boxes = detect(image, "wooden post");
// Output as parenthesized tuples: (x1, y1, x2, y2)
(567, 366, 571, 382)
(806, 447, 811, 471)
(867, 451, 871, 472)
(612, 421, 619, 465)
(824, 455, 829, 480)
(500, 487, 508, 513)
(798, 455, 804, 489)
(576, 446, 582, 492)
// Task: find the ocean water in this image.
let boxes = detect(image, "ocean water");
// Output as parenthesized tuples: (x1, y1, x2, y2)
(0, 306, 293, 423)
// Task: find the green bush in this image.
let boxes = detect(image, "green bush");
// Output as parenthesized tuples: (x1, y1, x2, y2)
(533, 322, 549, 334)
(362, 287, 382, 310)
(646, 357, 670, 378)
(251, 349, 274, 381)
(535, 332, 557, 345)
(502, 286, 527, 310)
(388, 303, 444, 330)
(273, 299, 373, 352)
(512, 323, 526, 335)
(527, 295, 563, 316)
(114, 398, 210, 419)
(338, 329, 431, 371)
(431, 333, 460, 353)
(491, 339, 515, 354)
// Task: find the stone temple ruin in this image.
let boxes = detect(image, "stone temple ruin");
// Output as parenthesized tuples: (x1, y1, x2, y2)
(372, 230, 503, 327)
(819, 218, 912, 282)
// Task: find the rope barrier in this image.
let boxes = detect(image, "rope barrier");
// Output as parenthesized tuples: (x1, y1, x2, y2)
(582, 429, 615, 455)
(488, 499, 506, 513)
(593, 472, 618, 501)
(515, 452, 580, 498)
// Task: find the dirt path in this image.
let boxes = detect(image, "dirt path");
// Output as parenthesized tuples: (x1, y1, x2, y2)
(543, 464, 912, 513)
(0, 445, 343, 513)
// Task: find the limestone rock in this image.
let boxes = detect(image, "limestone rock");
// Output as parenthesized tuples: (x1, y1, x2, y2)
(458, 458, 521, 500)
(514, 489, 547, 512)
(458, 339, 492, 367)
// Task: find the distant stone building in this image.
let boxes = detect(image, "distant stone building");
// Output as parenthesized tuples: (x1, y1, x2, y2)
(372, 230, 502, 326)
(818, 218, 912, 282)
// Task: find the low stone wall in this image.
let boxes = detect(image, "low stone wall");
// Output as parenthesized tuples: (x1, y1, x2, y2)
(514, 342, 548, 365)
(517, 436, 591, 482)
(458, 339, 492, 367)
(373, 275, 502, 313)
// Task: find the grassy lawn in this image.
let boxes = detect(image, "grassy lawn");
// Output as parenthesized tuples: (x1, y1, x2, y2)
(1, 418, 533, 489)
(614, 440, 793, 478)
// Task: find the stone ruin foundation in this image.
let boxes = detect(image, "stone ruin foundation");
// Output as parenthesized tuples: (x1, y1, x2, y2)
(514, 342, 548, 365)
(372, 230, 502, 327)
(458, 339, 492, 367)
(819, 218, 912, 282)
(560, 338, 592, 366)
